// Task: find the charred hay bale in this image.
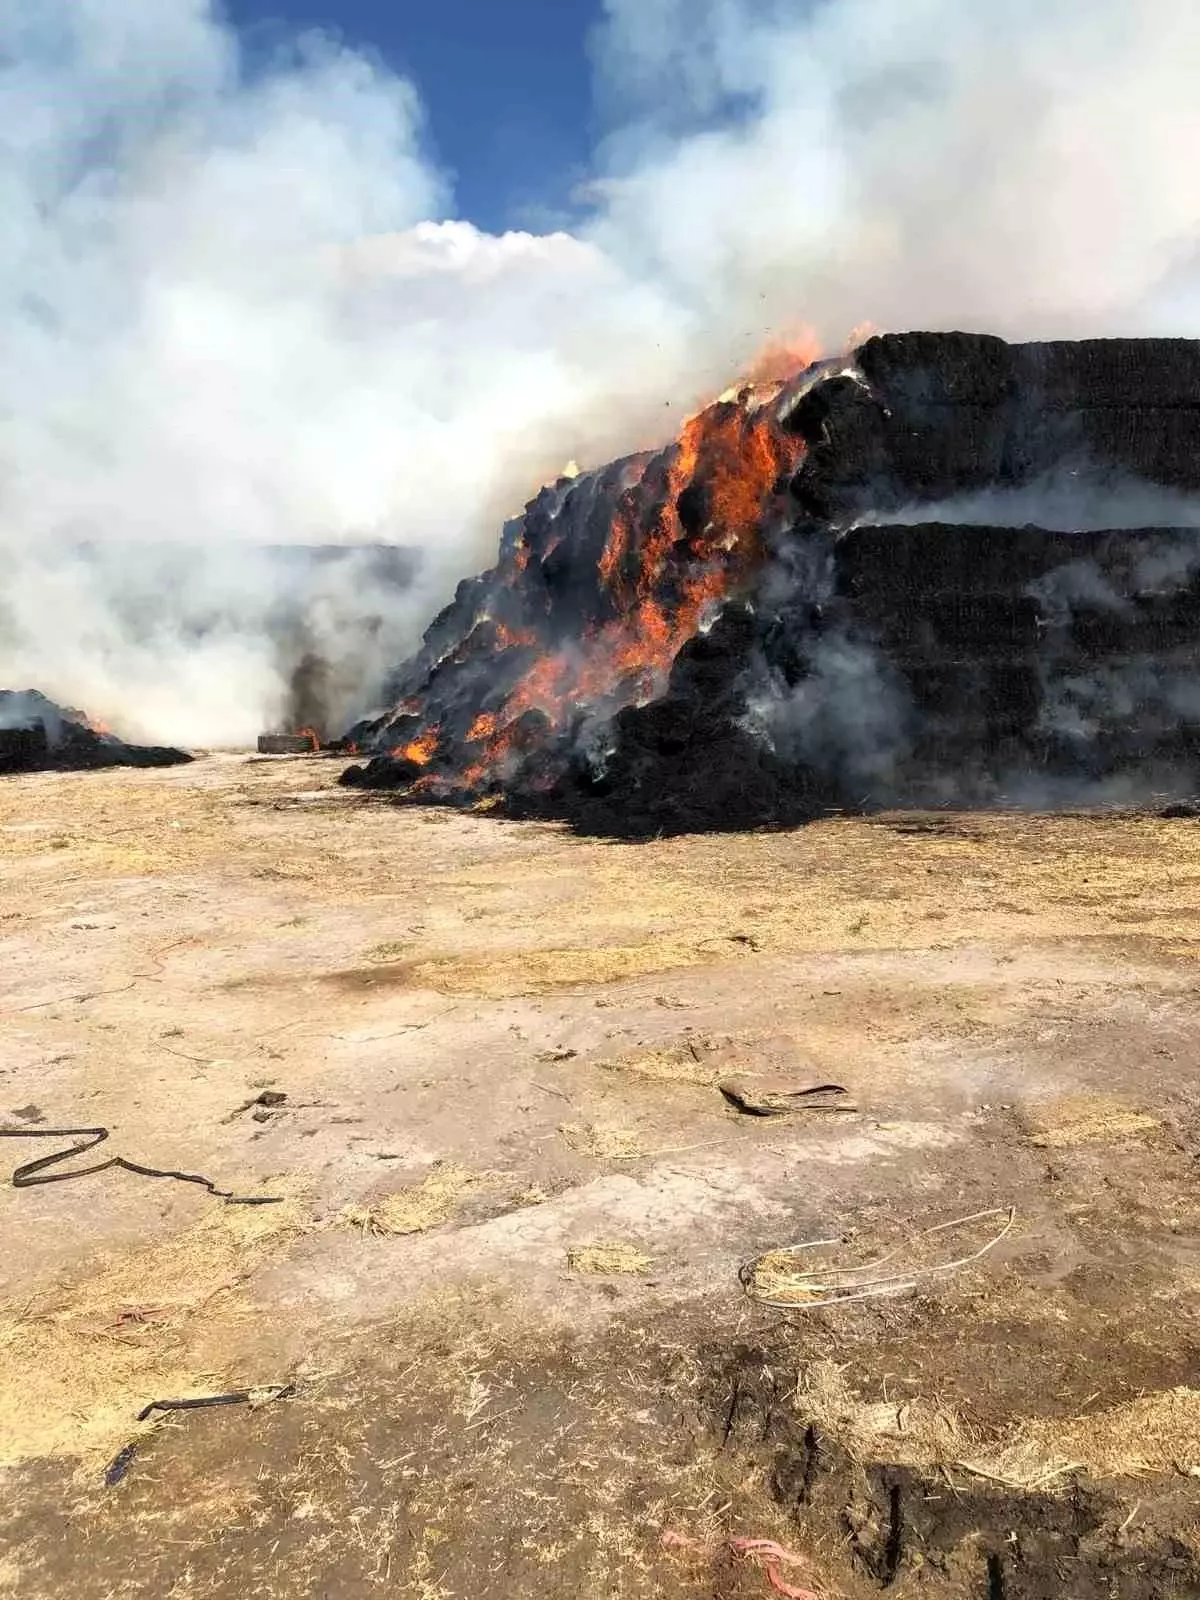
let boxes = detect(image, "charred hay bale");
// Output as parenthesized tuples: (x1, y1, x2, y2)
(871, 403, 1011, 499)
(1062, 597, 1200, 657)
(96, 742, 191, 768)
(847, 593, 1044, 661)
(1014, 339, 1200, 411)
(836, 524, 1082, 598)
(1061, 406, 1200, 490)
(790, 393, 1012, 516)
(550, 722, 817, 838)
(835, 525, 1200, 602)
(819, 335, 1200, 508)
(340, 755, 426, 789)
(534, 605, 835, 836)
(257, 734, 315, 755)
(854, 332, 1019, 406)
(901, 663, 1044, 733)
(854, 333, 1200, 413)
(0, 724, 49, 774)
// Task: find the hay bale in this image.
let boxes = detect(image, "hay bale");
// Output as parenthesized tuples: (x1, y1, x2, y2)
(257, 733, 317, 755)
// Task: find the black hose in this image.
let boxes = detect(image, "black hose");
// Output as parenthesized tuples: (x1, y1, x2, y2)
(0, 1125, 281, 1205)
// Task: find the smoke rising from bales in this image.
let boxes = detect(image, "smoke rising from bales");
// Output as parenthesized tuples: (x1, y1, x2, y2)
(4, 0, 1200, 741)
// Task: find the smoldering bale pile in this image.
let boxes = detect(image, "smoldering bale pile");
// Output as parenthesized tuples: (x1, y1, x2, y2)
(345, 333, 1200, 834)
(0, 691, 192, 775)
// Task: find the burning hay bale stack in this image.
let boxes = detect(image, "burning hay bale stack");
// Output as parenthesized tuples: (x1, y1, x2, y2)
(0, 691, 192, 775)
(343, 333, 1200, 832)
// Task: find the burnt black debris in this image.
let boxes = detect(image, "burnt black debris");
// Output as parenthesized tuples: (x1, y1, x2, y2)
(344, 333, 1200, 834)
(0, 691, 191, 776)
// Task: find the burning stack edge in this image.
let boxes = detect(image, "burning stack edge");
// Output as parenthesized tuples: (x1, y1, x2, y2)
(343, 332, 1200, 834)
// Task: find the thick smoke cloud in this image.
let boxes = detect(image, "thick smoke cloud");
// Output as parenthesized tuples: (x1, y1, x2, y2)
(0, 0, 695, 743)
(5, 0, 1200, 743)
(591, 0, 1200, 343)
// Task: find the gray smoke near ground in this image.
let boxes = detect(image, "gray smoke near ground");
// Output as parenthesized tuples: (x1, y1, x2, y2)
(744, 632, 914, 795)
(0, 690, 67, 741)
(741, 533, 914, 795)
(4, 541, 418, 744)
(7, 0, 1200, 742)
(743, 511, 1200, 811)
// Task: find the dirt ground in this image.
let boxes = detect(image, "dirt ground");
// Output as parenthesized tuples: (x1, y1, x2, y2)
(4, 754, 1200, 1597)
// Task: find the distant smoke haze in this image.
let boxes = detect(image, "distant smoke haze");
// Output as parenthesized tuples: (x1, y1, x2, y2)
(6, 0, 1200, 742)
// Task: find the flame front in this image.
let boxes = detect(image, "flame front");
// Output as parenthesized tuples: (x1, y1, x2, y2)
(478, 400, 802, 766)
(392, 727, 441, 765)
(369, 370, 810, 798)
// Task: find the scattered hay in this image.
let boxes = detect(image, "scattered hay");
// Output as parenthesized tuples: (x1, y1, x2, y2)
(1036, 1386, 1200, 1478)
(559, 1123, 645, 1161)
(607, 1043, 722, 1087)
(604, 1034, 741, 1087)
(796, 1364, 1200, 1489)
(955, 1389, 1200, 1489)
(342, 1164, 487, 1237)
(749, 1251, 826, 1307)
(567, 1243, 653, 1276)
(606, 1031, 832, 1095)
(1020, 1094, 1161, 1149)
(0, 1191, 305, 1466)
(404, 940, 750, 998)
(797, 1362, 969, 1467)
(797, 1364, 1077, 1490)
(364, 939, 417, 963)
(958, 1438, 1082, 1492)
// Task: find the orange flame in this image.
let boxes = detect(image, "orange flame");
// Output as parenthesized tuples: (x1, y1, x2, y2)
(491, 622, 538, 650)
(392, 727, 440, 765)
(298, 726, 320, 752)
(377, 356, 820, 797)
(846, 320, 880, 348)
(740, 327, 822, 387)
(457, 391, 805, 788)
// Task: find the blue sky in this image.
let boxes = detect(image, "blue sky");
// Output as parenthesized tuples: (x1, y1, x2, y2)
(224, 0, 604, 233)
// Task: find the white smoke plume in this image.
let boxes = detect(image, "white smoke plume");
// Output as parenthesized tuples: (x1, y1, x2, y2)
(5, 0, 1200, 743)
(591, 0, 1200, 344)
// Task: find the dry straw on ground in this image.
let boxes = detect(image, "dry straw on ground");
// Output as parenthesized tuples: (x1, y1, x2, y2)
(567, 1243, 653, 1276)
(1019, 1093, 1161, 1149)
(745, 1208, 1015, 1310)
(795, 1362, 1200, 1489)
(342, 1164, 487, 1236)
(605, 1036, 734, 1087)
(559, 1123, 645, 1160)
(0, 1191, 304, 1466)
